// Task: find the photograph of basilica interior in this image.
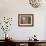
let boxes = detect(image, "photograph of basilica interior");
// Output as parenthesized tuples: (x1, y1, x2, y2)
(0, 0, 46, 46)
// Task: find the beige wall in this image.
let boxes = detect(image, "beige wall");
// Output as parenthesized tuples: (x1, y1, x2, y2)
(0, 0, 46, 40)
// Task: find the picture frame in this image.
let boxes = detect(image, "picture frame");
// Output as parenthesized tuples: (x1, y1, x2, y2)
(18, 14, 34, 27)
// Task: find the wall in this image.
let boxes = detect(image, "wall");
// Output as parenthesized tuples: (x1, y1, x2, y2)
(0, 0, 46, 40)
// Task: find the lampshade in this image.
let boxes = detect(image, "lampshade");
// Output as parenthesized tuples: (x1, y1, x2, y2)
(29, 0, 45, 8)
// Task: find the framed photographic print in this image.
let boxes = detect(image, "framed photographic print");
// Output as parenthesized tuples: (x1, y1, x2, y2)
(18, 14, 34, 27)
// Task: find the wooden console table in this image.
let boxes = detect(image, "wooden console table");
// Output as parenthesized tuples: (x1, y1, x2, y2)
(5, 39, 46, 46)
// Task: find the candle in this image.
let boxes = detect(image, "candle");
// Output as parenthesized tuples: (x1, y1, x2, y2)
(6, 34, 8, 38)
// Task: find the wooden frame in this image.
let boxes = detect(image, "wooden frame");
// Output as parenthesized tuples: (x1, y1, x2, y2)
(18, 14, 34, 27)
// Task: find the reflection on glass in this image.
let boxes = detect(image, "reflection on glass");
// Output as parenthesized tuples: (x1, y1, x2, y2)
(21, 16, 31, 24)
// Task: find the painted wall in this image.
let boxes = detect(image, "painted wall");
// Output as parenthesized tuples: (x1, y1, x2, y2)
(0, 0, 46, 40)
